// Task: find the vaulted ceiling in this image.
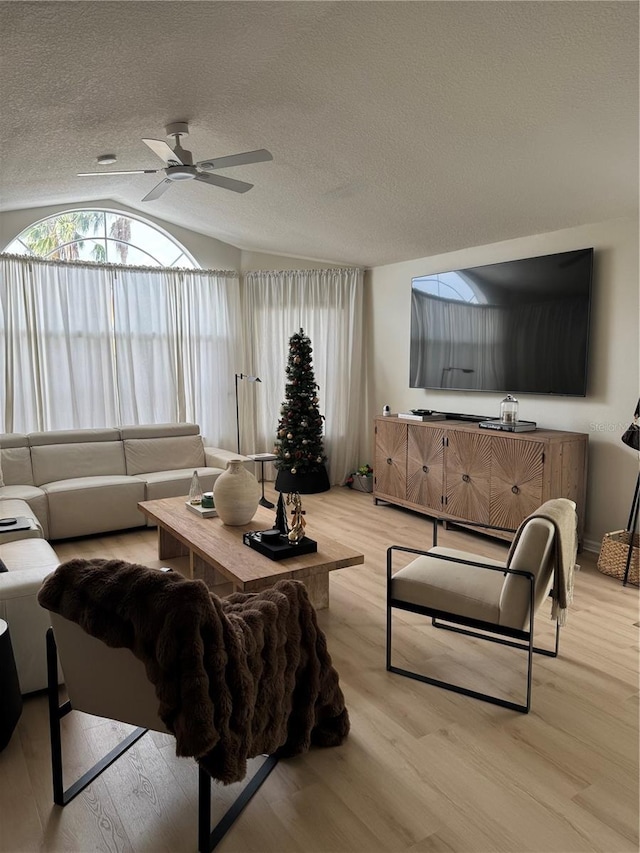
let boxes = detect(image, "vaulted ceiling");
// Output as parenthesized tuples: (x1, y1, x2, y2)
(1, 1, 637, 267)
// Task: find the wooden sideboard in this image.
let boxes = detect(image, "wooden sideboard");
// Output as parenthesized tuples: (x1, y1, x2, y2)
(373, 417, 588, 543)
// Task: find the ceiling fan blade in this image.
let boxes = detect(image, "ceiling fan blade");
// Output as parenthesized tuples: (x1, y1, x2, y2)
(196, 148, 273, 171)
(142, 138, 184, 166)
(77, 169, 159, 176)
(194, 172, 253, 194)
(141, 178, 173, 202)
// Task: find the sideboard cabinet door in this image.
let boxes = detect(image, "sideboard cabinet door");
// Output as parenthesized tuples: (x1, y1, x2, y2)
(374, 420, 407, 501)
(489, 436, 544, 529)
(407, 424, 444, 512)
(444, 430, 492, 523)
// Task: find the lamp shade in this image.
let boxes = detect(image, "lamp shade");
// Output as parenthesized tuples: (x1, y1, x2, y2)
(274, 466, 330, 494)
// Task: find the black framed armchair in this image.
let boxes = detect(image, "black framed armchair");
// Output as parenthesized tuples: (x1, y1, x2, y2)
(38, 559, 350, 852)
(386, 499, 578, 713)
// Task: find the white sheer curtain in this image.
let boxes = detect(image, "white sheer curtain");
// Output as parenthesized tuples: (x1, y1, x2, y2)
(411, 291, 505, 391)
(0, 254, 240, 444)
(241, 268, 365, 484)
(1, 255, 117, 431)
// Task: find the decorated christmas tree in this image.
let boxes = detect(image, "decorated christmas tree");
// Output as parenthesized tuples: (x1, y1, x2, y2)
(274, 328, 330, 493)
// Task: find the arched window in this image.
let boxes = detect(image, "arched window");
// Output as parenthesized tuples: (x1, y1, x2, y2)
(412, 271, 484, 304)
(3, 209, 197, 268)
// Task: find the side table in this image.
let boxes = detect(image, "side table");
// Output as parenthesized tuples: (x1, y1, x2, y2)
(0, 619, 23, 751)
(247, 453, 278, 509)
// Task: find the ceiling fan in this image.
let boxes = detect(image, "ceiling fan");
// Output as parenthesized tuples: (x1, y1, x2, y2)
(77, 122, 273, 202)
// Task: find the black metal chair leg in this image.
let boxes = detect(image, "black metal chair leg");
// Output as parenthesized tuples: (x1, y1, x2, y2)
(623, 471, 639, 586)
(198, 755, 279, 852)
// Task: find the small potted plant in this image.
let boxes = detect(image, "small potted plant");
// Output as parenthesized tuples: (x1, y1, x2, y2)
(345, 464, 374, 493)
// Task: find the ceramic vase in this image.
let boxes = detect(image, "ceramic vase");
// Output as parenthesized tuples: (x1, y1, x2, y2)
(213, 459, 261, 525)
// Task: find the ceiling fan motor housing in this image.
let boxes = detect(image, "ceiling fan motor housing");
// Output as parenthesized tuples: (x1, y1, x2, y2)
(167, 165, 197, 181)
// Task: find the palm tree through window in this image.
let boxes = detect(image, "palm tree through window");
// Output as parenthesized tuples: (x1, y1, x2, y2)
(3, 209, 197, 268)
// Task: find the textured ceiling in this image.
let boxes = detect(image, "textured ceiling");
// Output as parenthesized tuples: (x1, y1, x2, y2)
(0, 1, 637, 267)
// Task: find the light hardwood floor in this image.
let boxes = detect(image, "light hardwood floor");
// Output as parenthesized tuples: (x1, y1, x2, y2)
(1, 486, 638, 853)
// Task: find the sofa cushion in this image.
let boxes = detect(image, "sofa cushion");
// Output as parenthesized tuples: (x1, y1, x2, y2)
(41, 476, 146, 540)
(140, 468, 221, 501)
(0, 434, 35, 486)
(31, 441, 126, 486)
(124, 435, 205, 476)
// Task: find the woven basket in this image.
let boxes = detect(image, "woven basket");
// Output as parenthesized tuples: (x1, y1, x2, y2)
(597, 530, 639, 586)
(351, 474, 373, 493)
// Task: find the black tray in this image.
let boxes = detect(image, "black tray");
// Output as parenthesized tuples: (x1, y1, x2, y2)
(243, 530, 318, 561)
(0, 516, 33, 534)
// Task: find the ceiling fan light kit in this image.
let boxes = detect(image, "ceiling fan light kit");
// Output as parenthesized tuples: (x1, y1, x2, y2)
(77, 121, 272, 202)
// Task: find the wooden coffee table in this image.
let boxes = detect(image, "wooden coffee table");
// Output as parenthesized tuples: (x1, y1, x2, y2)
(138, 496, 364, 609)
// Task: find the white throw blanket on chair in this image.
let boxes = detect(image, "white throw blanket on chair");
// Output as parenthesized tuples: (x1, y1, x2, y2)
(507, 498, 578, 626)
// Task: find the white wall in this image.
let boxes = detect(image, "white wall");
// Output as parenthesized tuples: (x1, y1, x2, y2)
(368, 217, 639, 549)
(240, 251, 341, 271)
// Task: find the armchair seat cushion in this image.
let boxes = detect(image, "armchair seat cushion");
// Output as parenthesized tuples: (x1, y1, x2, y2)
(390, 547, 506, 624)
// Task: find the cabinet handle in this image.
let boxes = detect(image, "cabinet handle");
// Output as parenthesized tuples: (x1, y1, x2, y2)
(422, 465, 429, 473)
(462, 474, 470, 483)
(511, 485, 520, 495)
(386, 457, 392, 465)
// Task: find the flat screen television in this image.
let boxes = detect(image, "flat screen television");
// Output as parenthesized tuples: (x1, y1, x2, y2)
(409, 248, 593, 396)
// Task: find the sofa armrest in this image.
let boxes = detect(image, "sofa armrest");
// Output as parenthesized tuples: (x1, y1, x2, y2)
(0, 566, 53, 598)
(204, 447, 253, 472)
(0, 566, 58, 694)
(0, 523, 44, 545)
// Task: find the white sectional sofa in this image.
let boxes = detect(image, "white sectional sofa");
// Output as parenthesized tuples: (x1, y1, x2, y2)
(0, 423, 242, 540)
(0, 423, 244, 694)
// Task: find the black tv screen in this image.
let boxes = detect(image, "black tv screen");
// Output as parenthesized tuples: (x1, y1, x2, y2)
(410, 248, 593, 396)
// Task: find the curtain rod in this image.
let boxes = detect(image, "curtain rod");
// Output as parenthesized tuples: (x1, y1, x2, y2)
(0, 252, 238, 277)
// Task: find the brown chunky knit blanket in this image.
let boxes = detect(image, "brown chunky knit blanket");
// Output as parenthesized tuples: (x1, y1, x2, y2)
(38, 559, 349, 783)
